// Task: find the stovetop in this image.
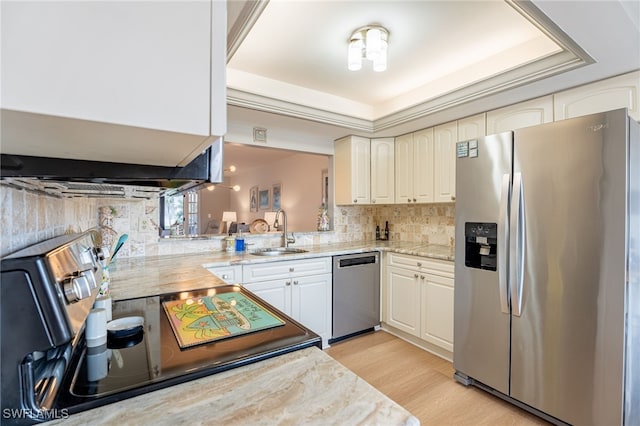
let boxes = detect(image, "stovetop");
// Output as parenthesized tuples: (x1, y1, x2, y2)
(56, 285, 321, 414)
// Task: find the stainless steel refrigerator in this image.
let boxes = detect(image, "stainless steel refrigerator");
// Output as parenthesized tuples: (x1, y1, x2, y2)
(453, 108, 639, 425)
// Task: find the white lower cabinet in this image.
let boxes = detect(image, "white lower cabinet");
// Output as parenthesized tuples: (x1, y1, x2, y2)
(384, 253, 454, 358)
(386, 266, 421, 335)
(242, 257, 332, 347)
(420, 272, 454, 352)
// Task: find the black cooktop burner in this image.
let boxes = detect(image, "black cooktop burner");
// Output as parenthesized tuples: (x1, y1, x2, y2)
(57, 285, 321, 413)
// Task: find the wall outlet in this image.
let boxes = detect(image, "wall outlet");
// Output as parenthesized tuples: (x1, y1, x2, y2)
(138, 217, 150, 232)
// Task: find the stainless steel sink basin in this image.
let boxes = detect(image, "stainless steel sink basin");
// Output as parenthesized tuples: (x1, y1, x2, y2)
(250, 247, 308, 256)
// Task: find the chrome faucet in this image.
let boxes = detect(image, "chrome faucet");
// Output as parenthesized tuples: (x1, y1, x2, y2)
(273, 209, 295, 247)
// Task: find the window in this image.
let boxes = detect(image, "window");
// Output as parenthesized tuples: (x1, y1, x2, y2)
(186, 191, 198, 235)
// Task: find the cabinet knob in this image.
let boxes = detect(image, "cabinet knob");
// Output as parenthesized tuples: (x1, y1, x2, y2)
(451, 195, 456, 201)
(420, 275, 425, 280)
(372, 200, 376, 203)
(293, 280, 299, 285)
(407, 198, 411, 203)
(286, 281, 291, 286)
(354, 199, 358, 203)
(414, 273, 419, 279)
(289, 267, 295, 272)
(417, 262, 422, 267)
(222, 274, 229, 279)
(413, 198, 417, 202)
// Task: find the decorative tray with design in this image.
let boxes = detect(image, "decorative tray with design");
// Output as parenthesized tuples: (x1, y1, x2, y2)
(162, 290, 285, 348)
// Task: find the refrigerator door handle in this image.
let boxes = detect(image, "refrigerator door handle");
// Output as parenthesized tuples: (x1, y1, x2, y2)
(498, 173, 510, 314)
(510, 172, 526, 317)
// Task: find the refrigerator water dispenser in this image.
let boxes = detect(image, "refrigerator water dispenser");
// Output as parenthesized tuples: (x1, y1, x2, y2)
(464, 222, 497, 271)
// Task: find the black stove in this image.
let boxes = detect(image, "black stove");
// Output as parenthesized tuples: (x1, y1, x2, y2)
(57, 285, 321, 415)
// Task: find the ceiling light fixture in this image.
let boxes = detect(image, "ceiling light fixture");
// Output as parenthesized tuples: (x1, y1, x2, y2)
(348, 25, 389, 72)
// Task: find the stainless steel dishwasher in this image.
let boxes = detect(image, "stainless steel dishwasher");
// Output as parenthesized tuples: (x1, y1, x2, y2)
(331, 252, 380, 343)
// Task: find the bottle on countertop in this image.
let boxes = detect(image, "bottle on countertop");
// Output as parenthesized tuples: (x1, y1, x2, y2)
(375, 225, 380, 240)
(384, 221, 389, 240)
(235, 230, 245, 252)
(225, 232, 235, 253)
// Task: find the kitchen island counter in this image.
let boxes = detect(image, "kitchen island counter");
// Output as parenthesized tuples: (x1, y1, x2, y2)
(108, 240, 453, 300)
(50, 345, 418, 426)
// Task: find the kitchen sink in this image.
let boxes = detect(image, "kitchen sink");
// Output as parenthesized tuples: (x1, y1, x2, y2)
(250, 247, 308, 256)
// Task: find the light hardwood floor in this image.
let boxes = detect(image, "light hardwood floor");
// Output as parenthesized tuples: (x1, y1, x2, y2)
(325, 330, 549, 425)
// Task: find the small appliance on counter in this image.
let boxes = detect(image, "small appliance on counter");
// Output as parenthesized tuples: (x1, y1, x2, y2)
(1, 230, 321, 424)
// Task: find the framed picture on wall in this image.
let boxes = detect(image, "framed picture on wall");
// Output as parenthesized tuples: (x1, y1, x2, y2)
(249, 186, 259, 212)
(272, 182, 281, 210)
(259, 189, 270, 211)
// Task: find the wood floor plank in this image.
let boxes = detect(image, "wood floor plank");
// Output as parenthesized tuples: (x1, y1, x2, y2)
(325, 330, 548, 425)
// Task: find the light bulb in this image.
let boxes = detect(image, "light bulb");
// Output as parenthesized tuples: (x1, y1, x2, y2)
(365, 28, 382, 60)
(348, 38, 362, 71)
(228, 165, 237, 172)
(373, 39, 387, 72)
(206, 184, 215, 191)
(232, 185, 241, 192)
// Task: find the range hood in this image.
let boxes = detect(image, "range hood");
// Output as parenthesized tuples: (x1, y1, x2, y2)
(0, 136, 223, 198)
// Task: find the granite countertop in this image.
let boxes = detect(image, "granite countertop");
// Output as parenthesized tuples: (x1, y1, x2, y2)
(108, 240, 454, 301)
(73, 239, 443, 425)
(50, 347, 418, 426)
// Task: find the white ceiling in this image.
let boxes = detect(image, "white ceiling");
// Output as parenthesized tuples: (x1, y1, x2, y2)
(225, 0, 640, 154)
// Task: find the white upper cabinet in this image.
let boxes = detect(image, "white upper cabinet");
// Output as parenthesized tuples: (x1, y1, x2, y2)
(394, 133, 414, 203)
(434, 121, 457, 203)
(554, 71, 640, 122)
(395, 129, 434, 204)
(1, 1, 226, 167)
(457, 113, 486, 141)
(334, 136, 371, 205)
(370, 138, 395, 204)
(335, 136, 394, 205)
(486, 95, 553, 135)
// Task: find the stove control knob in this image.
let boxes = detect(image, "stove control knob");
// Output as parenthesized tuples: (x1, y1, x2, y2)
(63, 275, 92, 303)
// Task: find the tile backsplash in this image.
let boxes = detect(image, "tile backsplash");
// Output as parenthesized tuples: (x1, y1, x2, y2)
(0, 185, 98, 256)
(0, 185, 455, 259)
(333, 204, 455, 247)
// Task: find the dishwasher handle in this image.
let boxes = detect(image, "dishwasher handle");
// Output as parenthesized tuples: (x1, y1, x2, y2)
(337, 254, 378, 268)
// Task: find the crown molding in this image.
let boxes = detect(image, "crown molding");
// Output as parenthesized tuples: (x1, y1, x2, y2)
(225, 0, 594, 136)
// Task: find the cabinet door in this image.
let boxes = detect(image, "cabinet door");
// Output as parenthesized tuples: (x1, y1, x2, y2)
(2, 1, 217, 136)
(243, 279, 292, 316)
(371, 138, 395, 204)
(434, 121, 457, 203)
(554, 71, 640, 122)
(386, 266, 421, 337)
(486, 95, 553, 134)
(413, 128, 435, 203)
(420, 273, 454, 352)
(291, 273, 332, 347)
(334, 136, 371, 204)
(394, 133, 414, 203)
(458, 113, 486, 141)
